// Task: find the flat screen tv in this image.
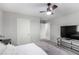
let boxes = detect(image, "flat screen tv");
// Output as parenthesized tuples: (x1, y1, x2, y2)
(61, 25, 79, 39)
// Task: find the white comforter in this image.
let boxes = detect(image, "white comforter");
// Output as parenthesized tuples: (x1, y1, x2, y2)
(2, 43, 47, 55)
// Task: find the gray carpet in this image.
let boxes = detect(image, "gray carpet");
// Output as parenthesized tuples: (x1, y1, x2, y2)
(34, 40, 77, 55)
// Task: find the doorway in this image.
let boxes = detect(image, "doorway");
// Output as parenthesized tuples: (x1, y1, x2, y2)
(40, 22, 50, 40)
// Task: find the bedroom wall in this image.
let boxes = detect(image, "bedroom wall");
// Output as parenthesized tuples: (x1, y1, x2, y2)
(2, 11, 17, 45)
(0, 10, 3, 35)
(2, 11, 40, 45)
(50, 12, 79, 43)
(30, 19, 40, 42)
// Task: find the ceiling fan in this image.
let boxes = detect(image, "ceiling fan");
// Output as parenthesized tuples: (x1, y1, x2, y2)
(40, 3, 58, 15)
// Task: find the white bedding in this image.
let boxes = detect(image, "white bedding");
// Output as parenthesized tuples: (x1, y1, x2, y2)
(0, 42, 7, 54)
(15, 43, 47, 55)
(0, 42, 74, 55)
(2, 44, 16, 55)
(2, 43, 47, 55)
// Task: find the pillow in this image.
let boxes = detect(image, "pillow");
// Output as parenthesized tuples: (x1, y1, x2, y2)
(0, 42, 6, 54)
(2, 44, 16, 55)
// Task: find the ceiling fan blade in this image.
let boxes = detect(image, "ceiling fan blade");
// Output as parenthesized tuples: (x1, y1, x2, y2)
(52, 5, 58, 10)
(40, 11, 46, 13)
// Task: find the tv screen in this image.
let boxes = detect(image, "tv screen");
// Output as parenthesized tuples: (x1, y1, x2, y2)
(61, 25, 79, 39)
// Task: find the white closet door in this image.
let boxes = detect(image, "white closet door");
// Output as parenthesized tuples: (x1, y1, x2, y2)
(17, 18, 31, 45)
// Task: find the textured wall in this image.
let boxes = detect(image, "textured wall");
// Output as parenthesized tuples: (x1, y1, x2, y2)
(50, 12, 79, 43)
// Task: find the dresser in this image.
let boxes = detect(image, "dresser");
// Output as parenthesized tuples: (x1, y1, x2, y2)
(57, 37, 79, 51)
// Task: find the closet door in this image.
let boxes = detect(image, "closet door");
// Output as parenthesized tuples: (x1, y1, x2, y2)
(17, 18, 31, 45)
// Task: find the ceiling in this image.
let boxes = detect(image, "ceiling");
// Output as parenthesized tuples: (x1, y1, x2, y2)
(0, 3, 79, 20)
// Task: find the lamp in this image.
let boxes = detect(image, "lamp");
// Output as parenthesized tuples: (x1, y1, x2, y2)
(46, 11, 51, 15)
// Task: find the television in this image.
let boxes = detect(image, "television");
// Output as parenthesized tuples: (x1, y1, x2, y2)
(61, 25, 79, 40)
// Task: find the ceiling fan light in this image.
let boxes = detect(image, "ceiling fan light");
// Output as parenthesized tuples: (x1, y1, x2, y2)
(46, 11, 51, 15)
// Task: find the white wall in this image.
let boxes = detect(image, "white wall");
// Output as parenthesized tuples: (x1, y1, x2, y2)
(30, 19, 40, 42)
(2, 12, 17, 45)
(50, 12, 79, 43)
(2, 11, 40, 45)
(0, 10, 3, 35)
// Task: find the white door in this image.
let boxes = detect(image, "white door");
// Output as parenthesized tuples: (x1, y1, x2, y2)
(17, 18, 31, 45)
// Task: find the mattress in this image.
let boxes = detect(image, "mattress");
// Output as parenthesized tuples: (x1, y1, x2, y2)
(2, 43, 47, 55)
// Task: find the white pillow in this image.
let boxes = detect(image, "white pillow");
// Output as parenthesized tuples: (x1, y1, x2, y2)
(0, 42, 6, 54)
(2, 44, 16, 55)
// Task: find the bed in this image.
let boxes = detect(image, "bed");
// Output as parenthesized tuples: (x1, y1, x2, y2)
(0, 42, 47, 55)
(0, 40, 75, 55)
